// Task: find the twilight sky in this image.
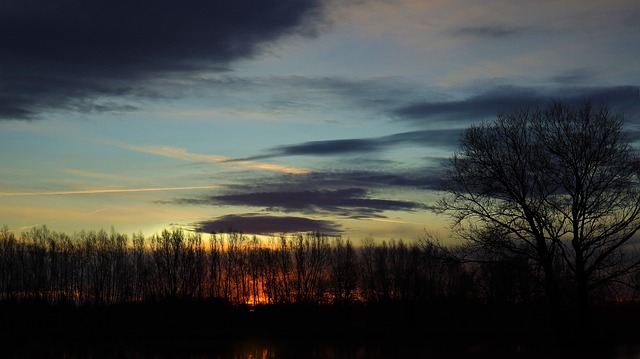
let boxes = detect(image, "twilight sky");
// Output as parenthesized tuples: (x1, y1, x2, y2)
(1, 0, 638, 241)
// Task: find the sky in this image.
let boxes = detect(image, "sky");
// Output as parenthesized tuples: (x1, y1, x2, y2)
(0, 0, 638, 242)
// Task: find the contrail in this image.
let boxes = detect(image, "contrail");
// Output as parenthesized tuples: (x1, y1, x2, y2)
(87, 207, 109, 214)
(362, 217, 413, 224)
(8, 223, 48, 232)
(0, 185, 222, 197)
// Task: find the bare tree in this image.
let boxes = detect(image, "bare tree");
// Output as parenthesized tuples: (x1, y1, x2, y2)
(292, 232, 330, 304)
(439, 101, 640, 305)
(0, 226, 18, 301)
(329, 237, 358, 304)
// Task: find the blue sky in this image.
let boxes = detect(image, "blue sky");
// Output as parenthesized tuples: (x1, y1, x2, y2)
(1, 0, 638, 241)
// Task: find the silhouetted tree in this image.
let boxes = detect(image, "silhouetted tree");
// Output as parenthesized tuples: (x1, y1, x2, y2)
(415, 233, 452, 301)
(292, 232, 330, 303)
(360, 238, 393, 303)
(206, 233, 222, 300)
(360, 237, 378, 303)
(0, 226, 18, 301)
(247, 235, 264, 305)
(25, 226, 51, 301)
(277, 234, 293, 303)
(225, 232, 250, 304)
(439, 101, 640, 305)
(82, 229, 119, 304)
(149, 228, 206, 300)
(329, 237, 358, 304)
(131, 232, 150, 301)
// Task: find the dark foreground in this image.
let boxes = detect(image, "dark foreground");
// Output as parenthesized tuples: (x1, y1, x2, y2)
(1, 301, 639, 358)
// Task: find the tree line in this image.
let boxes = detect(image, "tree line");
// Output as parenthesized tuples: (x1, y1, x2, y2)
(1, 225, 638, 306)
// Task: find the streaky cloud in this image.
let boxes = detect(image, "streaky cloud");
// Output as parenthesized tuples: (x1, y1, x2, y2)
(393, 85, 640, 123)
(214, 169, 445, 193)
(549, 69, 594, 85)
(239, 129, 462, 160)
(176, 187, 426, 218)
(0, 185, 223, 197)
(194, 213, 342, 235)
(273, 138, 381, 156)
(361, 217, 413, 224)
(448, 24, 537, 38)
(121, 144, 310, 175)
(63, 168, 140, 182)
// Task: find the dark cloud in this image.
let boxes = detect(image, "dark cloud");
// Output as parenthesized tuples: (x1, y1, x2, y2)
(549, 69, 594, 85)
(383, 129, 462, 149)
(337, 171, 444, 190)
(625, 130, 640, 144)
(448, 25, 537, 38)
(393, 86, 640, 124)
(394, 86, 542, 121)
(0, 0, 326, 120)
(268, 138, 382, 157)
(176, 187, 426, 218)
(203, 77, 638, 128)
(242, 169, 445, 192)
(194, 213, 342, 235)
(239, 129, 461, 161)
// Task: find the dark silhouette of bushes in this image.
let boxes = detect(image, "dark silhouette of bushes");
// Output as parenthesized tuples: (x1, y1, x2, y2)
(2, 225, 640, 356)
(0, 225, 637, 307)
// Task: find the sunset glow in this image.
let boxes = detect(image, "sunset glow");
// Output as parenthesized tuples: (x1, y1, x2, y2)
(0, 0, 636, 241)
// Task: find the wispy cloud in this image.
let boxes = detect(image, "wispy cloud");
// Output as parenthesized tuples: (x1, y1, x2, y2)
(448, 24, 538, 39)
(194, 213, 342, 235)
(239, 129, 461, 160)
(0, 185, 222, 197)
(122, 144, 310, 175)
(361, 217, 413, 224)
(63, 168, 140, 182)
(87, 208, 110, 214)
(393, 85, 640, 123)
(8, 223, 51, 233)
(174, 187, 426, 219)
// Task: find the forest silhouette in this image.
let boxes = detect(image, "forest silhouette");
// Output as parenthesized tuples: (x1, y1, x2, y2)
(2, 101, 640, 357)
(0, 226, 470, 306)
(1, 225, 639, 355)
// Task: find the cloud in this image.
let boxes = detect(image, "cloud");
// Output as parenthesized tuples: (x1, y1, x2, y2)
(239, 129, 462, 161)
(448, 25, 537, 39)
(271, 138, 382, 156)
(329, 171, 444, 190)
(194, 213, 342, 235)
(194, 75, 433, 120)
(177, 187, 426, 218)
(192, 76, 638, 132)
(218, 169, 445, 194)
(62, 168, 140, 182)
(121, 144, 310, 174)
(0, 185, 223, 197)
(393, 86, 640, 123)
(0, 0, 327, 120)
(549, 69, 594, 85)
